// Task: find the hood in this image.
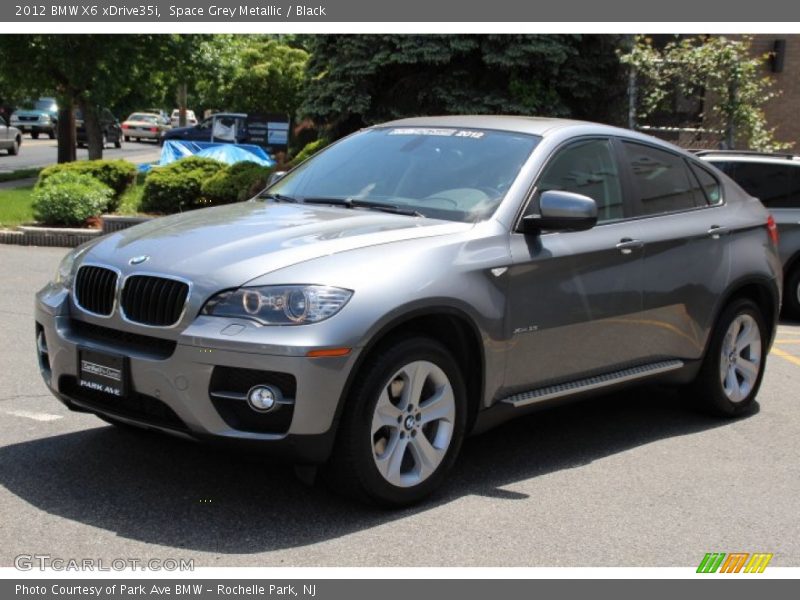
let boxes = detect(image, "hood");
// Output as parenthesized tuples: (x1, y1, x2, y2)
(84, 201, 471, 290)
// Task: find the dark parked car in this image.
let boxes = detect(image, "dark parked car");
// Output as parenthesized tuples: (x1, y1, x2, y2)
(76, 108, 123, 149)
(0, 115, 22, 155)
(699, 151, 800, 318)
(163, 112, 247, 144)
(10, 97, 58, 139)
(36, 117, 782, 506)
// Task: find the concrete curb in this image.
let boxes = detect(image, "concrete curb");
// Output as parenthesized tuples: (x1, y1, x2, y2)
(0, 226, 101, 247)
(0, 215, 153, 248)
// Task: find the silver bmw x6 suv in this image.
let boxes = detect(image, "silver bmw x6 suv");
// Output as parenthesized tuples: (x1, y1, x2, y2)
(35, 116, 782, 506)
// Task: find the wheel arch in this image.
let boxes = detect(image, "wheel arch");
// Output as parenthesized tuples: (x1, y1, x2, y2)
(335, 304, 487, 438)
(709, 275, 780, 353)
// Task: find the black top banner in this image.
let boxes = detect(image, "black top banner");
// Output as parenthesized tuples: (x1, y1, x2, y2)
(3, 0, 800, 22)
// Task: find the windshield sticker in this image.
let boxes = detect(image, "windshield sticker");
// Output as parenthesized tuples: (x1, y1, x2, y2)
(389, 128, 455, 137)
(388, 128, 486, 139)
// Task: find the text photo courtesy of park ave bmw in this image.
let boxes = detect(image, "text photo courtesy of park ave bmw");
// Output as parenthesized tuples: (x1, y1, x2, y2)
(1, 1, 800, 592)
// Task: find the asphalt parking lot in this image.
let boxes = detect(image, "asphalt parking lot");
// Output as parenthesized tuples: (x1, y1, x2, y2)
(0, 244, 798, 568)
(0, 137, 162, 173)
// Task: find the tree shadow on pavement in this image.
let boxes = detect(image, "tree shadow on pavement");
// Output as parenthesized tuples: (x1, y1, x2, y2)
(0, 385, 755, 556)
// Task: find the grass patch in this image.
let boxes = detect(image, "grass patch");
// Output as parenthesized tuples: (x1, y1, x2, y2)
(116, 183, 145, 215)
(0, 185, 35, 228)
(0, 168, 42, 184)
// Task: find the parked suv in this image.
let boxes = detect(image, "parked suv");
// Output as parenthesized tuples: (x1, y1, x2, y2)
(35, 117, 782, 506)
(10, 97, 58, 139)
(698, 151, 800, 318)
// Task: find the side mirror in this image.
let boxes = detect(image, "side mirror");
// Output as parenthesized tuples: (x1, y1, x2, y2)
(267, 171, 287, 186)
(520, 190, 598, 234)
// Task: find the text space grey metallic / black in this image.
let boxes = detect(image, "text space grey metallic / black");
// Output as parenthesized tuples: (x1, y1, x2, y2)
(35, 116, 782, 506)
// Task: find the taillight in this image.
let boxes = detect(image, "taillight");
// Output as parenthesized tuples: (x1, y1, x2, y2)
(121, 124, 129, 129)
(149, 127, 158, 132)
(767, 215, 779, 246)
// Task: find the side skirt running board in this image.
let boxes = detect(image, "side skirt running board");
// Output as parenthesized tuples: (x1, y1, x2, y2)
(501, 359, 685, 408)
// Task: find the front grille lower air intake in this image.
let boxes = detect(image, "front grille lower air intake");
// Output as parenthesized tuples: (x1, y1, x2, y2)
(74, 266, 118, 316)
(120, 275, 189, 327)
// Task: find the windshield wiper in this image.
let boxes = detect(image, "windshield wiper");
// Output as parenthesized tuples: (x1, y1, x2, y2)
(259, 192, 299, 203)
(301, 197, 424, 218)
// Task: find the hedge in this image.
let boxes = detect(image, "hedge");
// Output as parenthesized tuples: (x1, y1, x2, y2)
(38, 159, 136, 211)
(32, 171, 113, 226)
(201, 161, 273, 205)
(140, 157, 225, 214)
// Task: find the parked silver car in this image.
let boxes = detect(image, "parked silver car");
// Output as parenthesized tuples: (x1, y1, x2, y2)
(699, 150, 800, 319)
(35, 116, 782, 505)
(0, 115, 22, 155)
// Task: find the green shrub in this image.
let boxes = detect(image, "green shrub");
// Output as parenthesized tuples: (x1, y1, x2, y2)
(288, 138, 330, 167)
(140, 157, 225, 214)
(201, 161, 273, 205)
(32, 172, 113, 226)
(38, 160, 136, 210)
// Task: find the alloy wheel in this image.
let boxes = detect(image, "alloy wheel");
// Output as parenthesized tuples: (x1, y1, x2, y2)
(719, 313, 762, 403)
(371, 360, 456, 488)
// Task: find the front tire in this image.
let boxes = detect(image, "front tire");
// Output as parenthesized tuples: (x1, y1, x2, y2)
(31, 132, 39, 140)
(692, 298, 767, 417)
(8, 137, 19, 156)
(324, 337, 467, 507)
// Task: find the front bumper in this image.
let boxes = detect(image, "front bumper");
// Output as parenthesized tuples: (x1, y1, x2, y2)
(12, 120, 53, 133)
(35, 285, 360, 463)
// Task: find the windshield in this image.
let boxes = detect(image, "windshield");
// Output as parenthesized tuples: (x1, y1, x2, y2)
(35, 100, 56, 111)
(269, 127, 540, 222)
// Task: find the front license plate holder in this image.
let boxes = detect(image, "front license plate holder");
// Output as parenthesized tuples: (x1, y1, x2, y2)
(77, 348, 128, 398)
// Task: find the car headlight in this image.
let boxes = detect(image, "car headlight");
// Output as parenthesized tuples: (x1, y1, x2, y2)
(202, 285, 353, 325)
(54, 246, 90, 288)
(39, 115, 51, 122)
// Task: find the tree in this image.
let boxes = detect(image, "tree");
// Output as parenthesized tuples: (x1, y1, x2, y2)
(221, 39, 308, 116)
(299, 35, 628, 137)
(620, 35, 790, 151)
(0, 35, 177, 161)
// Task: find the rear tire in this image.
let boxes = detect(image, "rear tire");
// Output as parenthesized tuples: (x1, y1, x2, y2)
(124, 135, 131, 142)
(692, 298, 767, 417)
(784, 267, 800, 320)
(114, 136, 122, 149)
(323, 337, 467, 507)
(48, 129, 56, 139)
(31, 132, 39, 140)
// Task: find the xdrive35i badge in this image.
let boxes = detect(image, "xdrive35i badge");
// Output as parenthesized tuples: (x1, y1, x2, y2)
(129, 255, 149, 265)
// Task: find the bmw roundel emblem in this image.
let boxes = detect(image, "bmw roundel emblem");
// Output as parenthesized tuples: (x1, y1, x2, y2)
(129, 255, 150, 265)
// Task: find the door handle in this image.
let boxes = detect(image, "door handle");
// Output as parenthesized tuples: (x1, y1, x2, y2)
(615, 238, 643, 255)
(707, 225, 729, 239)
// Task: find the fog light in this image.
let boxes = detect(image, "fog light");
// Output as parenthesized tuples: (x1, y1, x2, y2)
(247, 385, 280, 412)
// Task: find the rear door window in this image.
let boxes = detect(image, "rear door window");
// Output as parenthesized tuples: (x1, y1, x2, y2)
(622, 142, 705, 215)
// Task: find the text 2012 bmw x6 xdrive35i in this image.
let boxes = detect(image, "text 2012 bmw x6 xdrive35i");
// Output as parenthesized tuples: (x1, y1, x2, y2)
(36, 116, 782, 506)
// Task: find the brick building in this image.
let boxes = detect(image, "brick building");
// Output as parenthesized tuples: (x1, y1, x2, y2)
(750, 34, 800, 149)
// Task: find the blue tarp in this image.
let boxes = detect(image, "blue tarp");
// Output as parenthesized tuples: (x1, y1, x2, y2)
(138, 141, 275, 172)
